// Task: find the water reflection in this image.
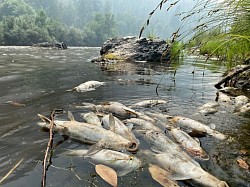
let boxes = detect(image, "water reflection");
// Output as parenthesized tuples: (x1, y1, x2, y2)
(0, 46, 249, 187)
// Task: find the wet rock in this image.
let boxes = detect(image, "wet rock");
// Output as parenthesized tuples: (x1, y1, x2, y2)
(32, 42, 67, 49)
(92, 36, 170, 63)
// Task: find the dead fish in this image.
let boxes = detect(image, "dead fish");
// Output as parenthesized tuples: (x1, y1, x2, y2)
(144, 130, 200, 167)
(37, 111, 138, 152)
(5, 101, 25, 107)
(101, 113, 139, 143)
(144, 111, 173, 124)
(234, 95, 249, 111)
(130, 99, 168, 108)
(140, 150, 229, 187)
(94, 103, 136, 119)
(235, 103, 250, 115)
(169, 116, 227, 140)
(67, 149, 141, 176)
(80, 112, 102, 127)
(216, 92, 232, 103)
(125, 118, 161, 131)
(136, 112, 156, 123)
(198, 102, 219, 115)
(68, 81, 105, 92)
(74, 102, 96, 109)
(100, 101, 127, 108)
(199, 108, 218, 115)
(169, 128, 209, 160)
(199, 102, 220, 109)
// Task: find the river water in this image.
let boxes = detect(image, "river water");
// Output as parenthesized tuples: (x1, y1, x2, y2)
(0, 46, 249, 187)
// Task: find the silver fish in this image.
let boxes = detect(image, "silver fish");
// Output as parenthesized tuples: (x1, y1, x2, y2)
(235, 103, 250, 115)
(68, 81, 105, 92)
(80, 112, 102, 127)
(144, 111, 173, 124)
(101, 113, 139, 144)
(217, 92, 232, 103)
(130, 99, 168, 108)
(144, 130, 201, 167)
(199, 108, 218, 115)
(234, 95, 249, 111)
(168, 128, 209, 160)
(94, 103, 135, 119)
(125, 118, 161, 131)
(198, 102, 219, 115)
(37, 112, 138, 152)
(199, 102, 220, 109)
(169, 116, 227, 140)
(140, 150, 229, 187)
(67, 149, 141, 176)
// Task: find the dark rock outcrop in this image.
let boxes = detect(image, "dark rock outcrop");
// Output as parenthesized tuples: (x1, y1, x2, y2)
(94, 36, 170, 63)
(32, 42, 67, 49)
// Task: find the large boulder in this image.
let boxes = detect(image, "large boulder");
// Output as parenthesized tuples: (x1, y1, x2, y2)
(95, 36, 170, 62)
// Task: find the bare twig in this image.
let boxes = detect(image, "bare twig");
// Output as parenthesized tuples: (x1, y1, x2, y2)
(42, 110, 56, 187)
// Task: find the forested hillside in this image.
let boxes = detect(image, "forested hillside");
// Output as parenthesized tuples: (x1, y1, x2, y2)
(0, 0, 196, 46)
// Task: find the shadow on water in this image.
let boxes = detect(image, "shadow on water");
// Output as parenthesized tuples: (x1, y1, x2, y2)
(0, 47, 249, 187)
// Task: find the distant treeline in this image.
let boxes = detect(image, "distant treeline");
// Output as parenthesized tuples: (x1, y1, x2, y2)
(0, 0, 118, 46)
(0, 0, 196, 46)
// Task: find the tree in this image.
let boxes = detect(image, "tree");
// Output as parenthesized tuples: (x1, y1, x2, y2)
(83, 13, 118, 46)
(0, 0, 35, 21)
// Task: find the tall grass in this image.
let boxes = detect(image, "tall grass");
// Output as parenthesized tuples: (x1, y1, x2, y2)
(141, 0, 250, 66)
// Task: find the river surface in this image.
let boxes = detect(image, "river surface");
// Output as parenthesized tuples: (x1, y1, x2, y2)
(0, 46, 249, 187)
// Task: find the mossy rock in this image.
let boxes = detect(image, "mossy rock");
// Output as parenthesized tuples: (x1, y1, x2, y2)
(103, 53, 124, 60)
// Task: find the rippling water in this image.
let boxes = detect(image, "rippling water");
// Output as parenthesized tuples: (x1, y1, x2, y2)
(0, 46, 249, 187)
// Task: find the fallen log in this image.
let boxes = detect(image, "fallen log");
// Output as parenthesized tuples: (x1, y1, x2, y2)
(214, 65, 250, 89)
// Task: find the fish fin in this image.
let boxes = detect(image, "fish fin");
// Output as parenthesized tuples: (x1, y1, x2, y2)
(93, 105, 98, 113)
(123, 107, 138, 116)
(109, 113, 116, 132)
(126, 123, 134, 131)
(67, 149, 89, 157)
(38, 114, 51, 123)
(150, 146, 165, 154)
(66, 87, 76, 92)
(86, 141, 104, 156)
(68, 111, 75, 121)
(168, 173, 193, 181)
(194, 137, 200, 143)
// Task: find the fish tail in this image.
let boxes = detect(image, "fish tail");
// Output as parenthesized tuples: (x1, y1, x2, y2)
(66, 87, 76, 92)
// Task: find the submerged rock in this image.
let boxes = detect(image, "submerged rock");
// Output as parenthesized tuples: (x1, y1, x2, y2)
(92, 36, 170, 63)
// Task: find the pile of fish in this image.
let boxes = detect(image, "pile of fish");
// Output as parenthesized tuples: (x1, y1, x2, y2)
(37, 81, 250, 186)
(38, 95, 237, 186)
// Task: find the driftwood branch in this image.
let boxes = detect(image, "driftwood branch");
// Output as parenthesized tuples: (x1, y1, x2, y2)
(214, 65, 250, 89)
(42, 110, 55, 187)
(0, 158, 24, 184)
